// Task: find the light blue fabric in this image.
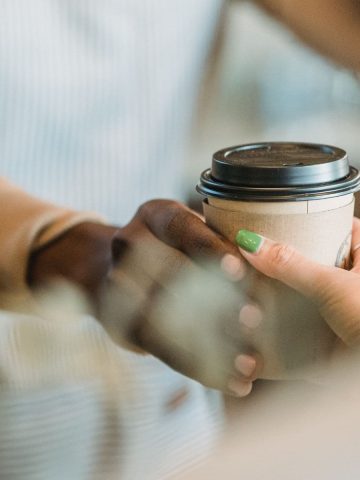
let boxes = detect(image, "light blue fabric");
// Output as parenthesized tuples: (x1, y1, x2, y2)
(0, 0, 223, 224)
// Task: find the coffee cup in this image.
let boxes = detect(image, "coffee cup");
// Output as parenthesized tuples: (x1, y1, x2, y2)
(197, 142, 360, 380)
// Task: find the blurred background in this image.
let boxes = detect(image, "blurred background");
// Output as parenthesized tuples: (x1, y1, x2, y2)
(1, 2, 360, 478)
(186, 0, 360, 202)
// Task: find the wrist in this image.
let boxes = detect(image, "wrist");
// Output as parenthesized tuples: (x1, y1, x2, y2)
(27, 222, 120, 298)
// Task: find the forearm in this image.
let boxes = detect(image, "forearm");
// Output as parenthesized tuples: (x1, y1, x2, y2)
(0, 177, 104, 291)
(28, 222, 119, 299)
(253, 0, 360, 71)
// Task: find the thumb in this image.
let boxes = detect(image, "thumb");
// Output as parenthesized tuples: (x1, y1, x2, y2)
(235, 229, 360, 346)
(235, 229, 332, 299)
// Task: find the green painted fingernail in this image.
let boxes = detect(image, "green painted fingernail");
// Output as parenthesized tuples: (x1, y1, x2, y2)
(235, 229, 263, 253)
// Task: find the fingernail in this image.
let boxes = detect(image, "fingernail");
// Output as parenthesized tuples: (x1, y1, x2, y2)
(239, 304, 262, 329)
(220, 254, 245, 281)
(228, 378, 253, 397)
(236, 229, 263, 254)
(234, 354, 256, 377)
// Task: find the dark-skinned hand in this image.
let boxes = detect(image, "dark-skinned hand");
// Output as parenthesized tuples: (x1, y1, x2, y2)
(28, 199, 261, 396)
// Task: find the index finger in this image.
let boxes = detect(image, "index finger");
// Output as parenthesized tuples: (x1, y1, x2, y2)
(137, 199, 242, 263)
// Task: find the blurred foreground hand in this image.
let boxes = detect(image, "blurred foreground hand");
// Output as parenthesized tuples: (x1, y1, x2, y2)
(29, 200, 261, 396)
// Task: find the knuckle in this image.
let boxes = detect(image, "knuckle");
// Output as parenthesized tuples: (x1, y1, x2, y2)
(165, 204, 194, 236)
(136, 201, 151, 219)
(160, 199, 183, 212)
(164, 207, 218, 256)
(268, 242, 295, 272)
(137, 199, 181, 219)
(193, 235, 218, 256)
(160, 199, 184, 211)
(165, 207, 186, 236)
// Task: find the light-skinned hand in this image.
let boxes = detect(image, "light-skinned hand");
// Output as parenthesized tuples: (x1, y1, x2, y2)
(236, 217, 360, 348)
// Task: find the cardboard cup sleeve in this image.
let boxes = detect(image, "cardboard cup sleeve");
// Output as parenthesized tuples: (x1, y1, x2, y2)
(203, 198, 354, 380)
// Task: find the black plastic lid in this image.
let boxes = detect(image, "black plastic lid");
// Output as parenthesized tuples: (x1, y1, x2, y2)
(197, 142, 360, 202)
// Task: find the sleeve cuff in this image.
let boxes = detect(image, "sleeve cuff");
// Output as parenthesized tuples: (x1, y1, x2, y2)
(0, 177, 106, 290)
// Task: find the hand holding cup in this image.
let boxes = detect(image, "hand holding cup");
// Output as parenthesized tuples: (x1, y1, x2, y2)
(198, 142, 360, 379)
(101, 199, 261, 395)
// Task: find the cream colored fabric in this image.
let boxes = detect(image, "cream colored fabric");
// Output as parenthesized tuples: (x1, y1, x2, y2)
(0, 177, 104, 290)
(0, 178, 223, 479)
(0, 300, 221, 480)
